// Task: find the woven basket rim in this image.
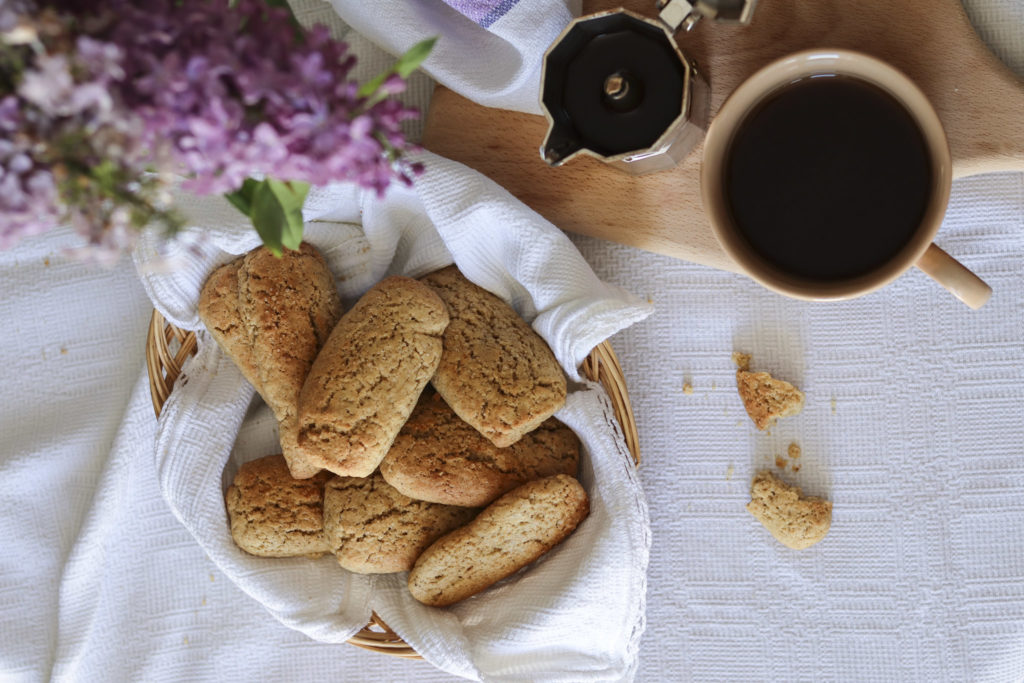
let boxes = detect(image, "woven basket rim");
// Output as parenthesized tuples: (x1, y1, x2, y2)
(145, 308, 640, 659)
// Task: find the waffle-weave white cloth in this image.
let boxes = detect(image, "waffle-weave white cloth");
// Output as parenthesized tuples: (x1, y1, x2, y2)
(570, 168, 1024, 682)
(134, 149, 653, 681)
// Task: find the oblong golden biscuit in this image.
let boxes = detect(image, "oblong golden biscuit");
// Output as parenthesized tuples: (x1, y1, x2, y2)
(298, 276, 449, 477)
(421, 266, 566, 448)
(408, 474, 589, 607)
(381, 393, 579, 507)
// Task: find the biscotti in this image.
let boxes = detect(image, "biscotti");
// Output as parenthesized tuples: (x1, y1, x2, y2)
(746, 470, 831, 549)
(381, 393, 580, 507)
(198, 243, 343, 479)
(408, 474, 589, 607)
(733, 352, 805, 430)
(238, 244, 343, 478)
(238, 243, 343, 425)
(322, 472, 478, 574)
(225, 454, 332, 558)
(421, 266, 566, 448)
(298, 277, 449, 477)
(198, 257, 263, 394)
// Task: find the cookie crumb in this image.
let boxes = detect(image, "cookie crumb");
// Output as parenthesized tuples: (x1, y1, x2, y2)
(792, 464, 801, 472)
(831, 397, 837, 414)
(43, 257, 50, 266)
(732, 352, 752, 371)
(746, 470, 831, 549)
(734, 354, 804, 430)
(788, 443, 801, 459)
(775, 455, 787, 469)
(726, 463, 734, 480)
(60, 347, 67, 355)
(683, 382, 694, 395)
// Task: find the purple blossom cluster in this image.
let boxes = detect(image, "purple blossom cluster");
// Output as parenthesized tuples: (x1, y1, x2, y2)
(0, 0, 425, 259)
(0, 95, 61, 248)
(0, 4, 150, 257)
(0, 14, 168, 260)
(103, 0, 422, 196)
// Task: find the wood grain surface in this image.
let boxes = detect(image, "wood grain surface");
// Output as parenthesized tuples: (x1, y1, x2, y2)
(422, 0, 1024, 271)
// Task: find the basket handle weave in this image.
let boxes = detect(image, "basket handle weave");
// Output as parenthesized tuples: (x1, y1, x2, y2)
(144, 308, 640, 657)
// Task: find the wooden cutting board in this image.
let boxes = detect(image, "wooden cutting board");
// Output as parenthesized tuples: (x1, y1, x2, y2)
(421, 0, 1024, 272)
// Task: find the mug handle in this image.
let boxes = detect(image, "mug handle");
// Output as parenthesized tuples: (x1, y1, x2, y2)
(915, 243, 992, 309)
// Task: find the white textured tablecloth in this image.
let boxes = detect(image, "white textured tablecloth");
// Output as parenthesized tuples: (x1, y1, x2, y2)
(1, 1, 1023, 681)
(571, 169, 1024, 681)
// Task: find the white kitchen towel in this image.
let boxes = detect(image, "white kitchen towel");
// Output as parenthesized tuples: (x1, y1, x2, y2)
(134, 149, 653, 681)
(325, 0, 580, 114)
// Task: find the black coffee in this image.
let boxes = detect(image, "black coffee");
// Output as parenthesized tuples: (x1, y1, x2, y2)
(724, 75, 932, 281)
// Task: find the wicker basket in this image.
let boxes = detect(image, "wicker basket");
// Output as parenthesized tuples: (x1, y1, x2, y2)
(145, 308, 640, 659)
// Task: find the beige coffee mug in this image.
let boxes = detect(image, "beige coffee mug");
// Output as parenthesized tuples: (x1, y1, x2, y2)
(702, 49, 992, 309)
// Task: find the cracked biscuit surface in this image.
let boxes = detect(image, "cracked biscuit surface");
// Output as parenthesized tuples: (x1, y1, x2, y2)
(322, 472, 477, 574)
(239, 244, 343, 478)
(421, 266, 566, 448)
(746, 470, 832, 549)
(381, 392, 580, 507)
(224, 454, 332, 558)
(199, 244, 343, 479)
(198, 256, 263, 394)
(408, 474, 589, 607)
(297, 276, 449, 477)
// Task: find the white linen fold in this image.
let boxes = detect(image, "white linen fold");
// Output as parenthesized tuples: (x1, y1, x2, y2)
(325, 0, 580, 114)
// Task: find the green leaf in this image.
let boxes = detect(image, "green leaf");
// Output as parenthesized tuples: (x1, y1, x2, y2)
(224, 178, 261, 217)
(247, 179, 310, 256)
(265, 178, 309, 251)
(394, 37, 437, 78)
(356, 73, 387, 100)
(357, 37, 437, 98)
(89, 160, 122, 192)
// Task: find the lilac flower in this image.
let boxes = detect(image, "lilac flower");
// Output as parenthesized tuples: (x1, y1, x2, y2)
(100, 0, 422, 196)
(0, 5, 174, 257)
(18, 52, 114, 119)
(0, 98, 61, 248)
(0, 1, 32, 34)
(0, 0, 427, 259)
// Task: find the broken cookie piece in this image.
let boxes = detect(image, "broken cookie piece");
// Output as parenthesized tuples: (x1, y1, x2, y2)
(732, 352, 752, 371)
(746, 470, 831, 550)
(733, 353, 805, 430)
